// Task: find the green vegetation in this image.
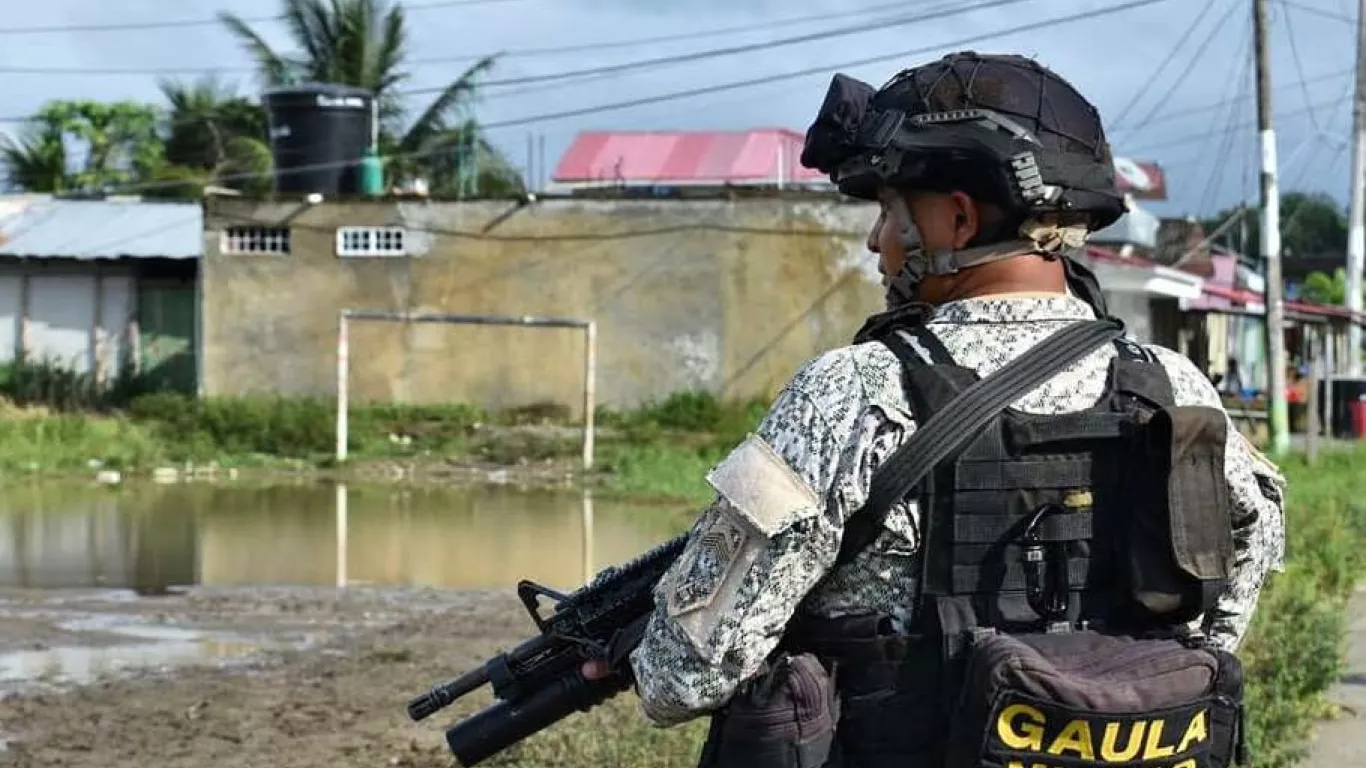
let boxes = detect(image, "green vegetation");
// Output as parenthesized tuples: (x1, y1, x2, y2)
(1238, 447, 1366, 767)
(0, 358, 765, 499)
(0, 0, 522, 198)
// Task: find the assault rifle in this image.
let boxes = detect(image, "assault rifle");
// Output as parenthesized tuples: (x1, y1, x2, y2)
(405, 535, 688, 767)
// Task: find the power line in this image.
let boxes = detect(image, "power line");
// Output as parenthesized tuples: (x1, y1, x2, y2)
(0, 0, 527, 36)
(1196, 16, 1252, 212)
(0, 0, 1036, 124)
(1130, 94, 1347, 152)
(103, 0, 1174, 196)
(17, 0, 1175, 196)
(409, 0, 1042, 95)
(1279, 0, 1327, 131)
(1110, 65, 1350, 131)
(1107, 0, 1223, 128)
(1278, 0, 1353, 22)
(1116, 0, 1244, 136)
(0, 0, 961, 75)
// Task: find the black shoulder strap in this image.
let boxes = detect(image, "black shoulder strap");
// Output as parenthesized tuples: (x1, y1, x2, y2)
(835, 318, 1125, 565)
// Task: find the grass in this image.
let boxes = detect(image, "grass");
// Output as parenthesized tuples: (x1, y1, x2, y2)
(1237, 446, 1366, 767)
(0, 358, 766, 500)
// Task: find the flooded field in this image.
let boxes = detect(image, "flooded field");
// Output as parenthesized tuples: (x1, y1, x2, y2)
(0, 481, 693, 767)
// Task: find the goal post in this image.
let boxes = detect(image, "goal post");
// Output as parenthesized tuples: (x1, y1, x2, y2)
(335, 309, 598, 474)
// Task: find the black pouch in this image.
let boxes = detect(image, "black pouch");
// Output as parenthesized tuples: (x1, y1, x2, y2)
(943, 630, 1246, 768)
(697, 653, 839, 768)
(1124, 405, 1235, 624)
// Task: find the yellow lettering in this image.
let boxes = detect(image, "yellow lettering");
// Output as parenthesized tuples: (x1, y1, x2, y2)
(1046, 719, 1095, 760)
(1177, 711, 1209, 753)
(1099, 721, 1146, 761)
(1142, 720, 1176, 759)
(1005, 763, 1052, 768)
(997, 704, 1046, 751)
(1172, 760, 1198, 768)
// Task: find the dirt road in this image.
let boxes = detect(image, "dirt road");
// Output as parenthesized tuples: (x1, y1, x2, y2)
(0, 585, 623, 768)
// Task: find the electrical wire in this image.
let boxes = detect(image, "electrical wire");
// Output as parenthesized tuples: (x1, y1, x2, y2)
(1196, 18, 1252, 213)
(405, 0, 1041, 95)
(1118, 0, 1244, 136)
(1106, 0, 1223, 129)
(1279, 0, 1327, 131)
(0, 0, 970, 75)
(0, 0, 528, 36)
(81, 0, 1175, 197)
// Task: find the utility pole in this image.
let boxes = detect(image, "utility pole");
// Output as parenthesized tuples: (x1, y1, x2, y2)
(1346, 0, 1366, 376)
(1255, 0, 1291, 455)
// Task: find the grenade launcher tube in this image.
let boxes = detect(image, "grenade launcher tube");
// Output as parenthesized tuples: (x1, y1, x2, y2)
(445, 669, 632, 767)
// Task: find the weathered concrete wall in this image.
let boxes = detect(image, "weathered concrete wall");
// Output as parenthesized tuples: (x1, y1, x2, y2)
(201, 196, 882, 412)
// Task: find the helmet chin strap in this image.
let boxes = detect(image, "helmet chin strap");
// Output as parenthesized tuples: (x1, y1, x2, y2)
(883, 196, 1047, 310)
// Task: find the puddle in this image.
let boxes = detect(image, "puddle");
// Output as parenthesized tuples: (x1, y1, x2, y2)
(0, 483, 682, 594)
(0, 616, 289, 689)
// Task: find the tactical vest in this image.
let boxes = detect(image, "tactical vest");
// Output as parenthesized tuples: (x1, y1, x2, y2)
(785, 323, 1244, 768)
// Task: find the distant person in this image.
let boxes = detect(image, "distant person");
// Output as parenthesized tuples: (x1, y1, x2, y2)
(1224, 356, 1245, 396)
(586, 51, 1286, 768)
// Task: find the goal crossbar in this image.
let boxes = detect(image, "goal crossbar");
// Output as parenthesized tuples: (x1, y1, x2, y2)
(336, 309, 598, 475)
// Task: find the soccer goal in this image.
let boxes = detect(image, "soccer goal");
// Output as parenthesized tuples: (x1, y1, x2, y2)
(335, 309, 598, 472)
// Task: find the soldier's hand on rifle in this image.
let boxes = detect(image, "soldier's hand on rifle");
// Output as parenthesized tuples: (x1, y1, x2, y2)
(581, 659, 612, 680)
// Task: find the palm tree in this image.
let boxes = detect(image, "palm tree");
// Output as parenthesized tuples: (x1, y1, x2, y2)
(0, 120, 69, 193)
(153, 76, 274, 197)
(219, 0, 524, 197)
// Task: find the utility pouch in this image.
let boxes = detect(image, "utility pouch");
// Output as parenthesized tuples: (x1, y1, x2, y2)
(1123, 405, 1235, 623)
(697, 653, 838, 768)
(943, 630, 1248, 768)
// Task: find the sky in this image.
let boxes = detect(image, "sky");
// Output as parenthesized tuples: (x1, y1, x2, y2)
(0, 0, 1360, 219)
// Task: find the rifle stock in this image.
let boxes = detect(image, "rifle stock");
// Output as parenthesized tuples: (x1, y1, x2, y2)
(406, 535, 689, 766)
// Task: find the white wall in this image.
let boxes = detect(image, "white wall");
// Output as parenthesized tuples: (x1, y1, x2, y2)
(0, 261, 136, 378)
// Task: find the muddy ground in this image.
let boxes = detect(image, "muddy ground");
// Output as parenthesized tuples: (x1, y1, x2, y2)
(0, 585, 634, 768)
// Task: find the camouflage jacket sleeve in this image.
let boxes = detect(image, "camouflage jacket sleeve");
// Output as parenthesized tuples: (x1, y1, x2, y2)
(1151, 348, 1287, 651)
(626, 348, 901, 727)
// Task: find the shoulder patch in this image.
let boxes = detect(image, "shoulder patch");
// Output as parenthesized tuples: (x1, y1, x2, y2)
(706, 434, 822, 537)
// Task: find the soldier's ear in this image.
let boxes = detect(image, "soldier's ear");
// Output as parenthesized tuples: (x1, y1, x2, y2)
(948, 190, 978, 249)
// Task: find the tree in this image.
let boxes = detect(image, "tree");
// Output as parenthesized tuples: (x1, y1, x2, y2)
(1300, 267, 1366, 306)
(0, 120, 67, 193)
(1200, 191, 1348, 261)
(0, 100, 164, 194)
(149, 76, 273, 198)
(219, 0, 524, 197)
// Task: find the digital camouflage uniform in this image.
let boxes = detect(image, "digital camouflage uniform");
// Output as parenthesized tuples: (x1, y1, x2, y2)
(627, 293, 1287, 727)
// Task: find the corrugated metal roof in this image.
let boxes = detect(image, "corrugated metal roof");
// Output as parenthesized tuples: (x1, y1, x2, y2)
(0, 198, 202, 260)
(552, 129, 827, 185)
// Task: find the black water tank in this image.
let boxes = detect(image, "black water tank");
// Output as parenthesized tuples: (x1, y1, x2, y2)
(264, 83, 374, 197)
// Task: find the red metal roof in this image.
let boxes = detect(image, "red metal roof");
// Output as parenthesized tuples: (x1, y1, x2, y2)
(552, 129, 827, 185)
(555, 130, 1171, 198)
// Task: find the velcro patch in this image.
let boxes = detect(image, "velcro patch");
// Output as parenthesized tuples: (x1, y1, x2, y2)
(665, 510, 765, 660)
(706, 434, 821, 538)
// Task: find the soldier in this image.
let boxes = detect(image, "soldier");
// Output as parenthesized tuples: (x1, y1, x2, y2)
(586, 51, 1285, 768)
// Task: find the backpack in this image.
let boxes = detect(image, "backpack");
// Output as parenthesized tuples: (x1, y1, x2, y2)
(700, 319, 1247, 768)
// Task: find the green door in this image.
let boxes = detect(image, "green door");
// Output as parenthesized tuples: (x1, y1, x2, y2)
(137, 282, 197, 394)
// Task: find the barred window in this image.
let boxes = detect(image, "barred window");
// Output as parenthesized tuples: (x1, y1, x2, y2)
(336, 226, 408, 257)
(222, 227, 291, 255)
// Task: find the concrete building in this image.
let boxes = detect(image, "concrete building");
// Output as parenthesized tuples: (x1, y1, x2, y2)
(199, 195, 881, 412)
(0, 197, 201, 392)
